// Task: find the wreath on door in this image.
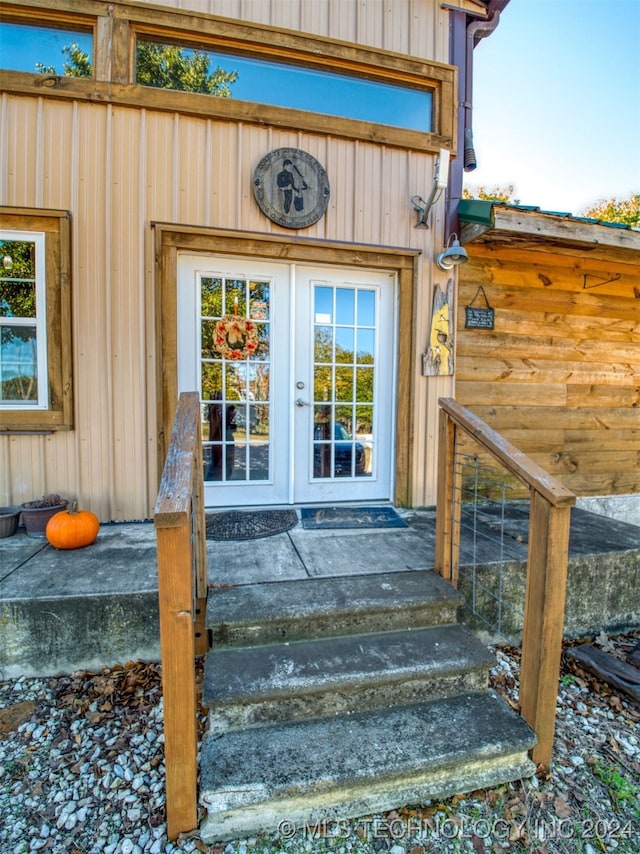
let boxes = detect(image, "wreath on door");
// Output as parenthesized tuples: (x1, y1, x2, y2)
(215, 315, 259, 360)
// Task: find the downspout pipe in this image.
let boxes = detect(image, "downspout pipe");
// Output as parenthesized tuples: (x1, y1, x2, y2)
(446, 0, 509, 239)
(463, 10, 502, 171)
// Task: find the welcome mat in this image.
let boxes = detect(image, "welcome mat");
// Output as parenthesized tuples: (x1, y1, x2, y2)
(206, 509, 298, 541)
(300, 506, 408, 530)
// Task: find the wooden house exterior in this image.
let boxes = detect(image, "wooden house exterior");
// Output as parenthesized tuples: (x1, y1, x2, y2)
(2, 1, 635, 526)
(457, 201, 640, 521)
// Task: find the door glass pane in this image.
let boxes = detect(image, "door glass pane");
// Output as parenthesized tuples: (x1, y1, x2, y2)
(357, 290, 375, 326)
(201, 273, 271, 482)
(336, 288, 354, 325)
(314, 287, 333, 323)
(356, 328, 374, 362)
(312, 283, 375, 480)
(314, 326, 332, 362)
(335, 327, 353, 362)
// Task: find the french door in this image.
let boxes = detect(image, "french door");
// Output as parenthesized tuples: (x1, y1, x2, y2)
(177, 256, 396, 507)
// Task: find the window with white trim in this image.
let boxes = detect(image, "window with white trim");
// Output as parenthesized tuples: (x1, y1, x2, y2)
(0, 209, 73, 432)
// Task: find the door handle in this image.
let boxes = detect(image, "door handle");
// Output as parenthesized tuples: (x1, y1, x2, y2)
(295, 398, 311, 407)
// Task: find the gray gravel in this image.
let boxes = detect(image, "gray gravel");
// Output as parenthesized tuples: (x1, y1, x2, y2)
(1, 637, 639, 854)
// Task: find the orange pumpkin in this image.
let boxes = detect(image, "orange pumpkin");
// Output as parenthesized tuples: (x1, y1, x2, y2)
(46, 502, 100, 550)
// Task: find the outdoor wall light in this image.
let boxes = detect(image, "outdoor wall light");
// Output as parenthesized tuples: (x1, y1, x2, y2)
(410, 149, 450, 228)
(436, 234, 469, 270)
(2, 255, 13, 271)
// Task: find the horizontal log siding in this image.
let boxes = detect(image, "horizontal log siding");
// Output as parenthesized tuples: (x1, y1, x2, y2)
(456, 245, 640, 499)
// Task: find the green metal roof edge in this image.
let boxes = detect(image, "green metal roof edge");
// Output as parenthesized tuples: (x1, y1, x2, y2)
(457, 198, 496, 226)
(458, 199, 635, 232)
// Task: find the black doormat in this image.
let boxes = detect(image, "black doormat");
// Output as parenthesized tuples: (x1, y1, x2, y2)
(300, 506, 408, 530)
(206, 509, 298, 540)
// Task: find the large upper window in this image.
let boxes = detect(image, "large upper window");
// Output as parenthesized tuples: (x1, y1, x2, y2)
(136, 41, 433, 132)
(0, 210, 73, 432)
(0, 22, 93, 76)
(0, 2, 455, 152)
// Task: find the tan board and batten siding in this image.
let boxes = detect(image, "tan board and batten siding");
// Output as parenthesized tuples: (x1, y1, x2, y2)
(0, 0, 453, 521)
(457, 208, 640, 499)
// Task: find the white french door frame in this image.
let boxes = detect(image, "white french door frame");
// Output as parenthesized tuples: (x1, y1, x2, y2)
(156, 228, 420, 512)
(178, 256, 398, 508)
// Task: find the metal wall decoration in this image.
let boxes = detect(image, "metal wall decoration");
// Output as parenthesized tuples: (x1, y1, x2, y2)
(253, 148, 330, 229)
(465, 285, 495, 330)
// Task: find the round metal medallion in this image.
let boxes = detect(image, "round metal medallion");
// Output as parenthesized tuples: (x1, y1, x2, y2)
(253, 148, 330, 229)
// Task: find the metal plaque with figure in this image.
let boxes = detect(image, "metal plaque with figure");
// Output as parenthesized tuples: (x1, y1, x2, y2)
(253, 148, 330, 229)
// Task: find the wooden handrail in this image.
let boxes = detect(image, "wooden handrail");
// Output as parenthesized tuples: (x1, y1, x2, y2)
(435, 397, 576, 770)
(154, 391, 208, 839)
(437, 398, 575, 507)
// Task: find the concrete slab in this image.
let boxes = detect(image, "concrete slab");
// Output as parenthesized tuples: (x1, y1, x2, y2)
(289, 527, 432, 577)
(0, 523, 158, 599)
(0, 523, 160, 678)
(568, 507, 640, 554)
(207, 533, 307, 585)
(1, 506, 639, 676)
(203, 623, 494, 732)
(0, 535, 48, 583)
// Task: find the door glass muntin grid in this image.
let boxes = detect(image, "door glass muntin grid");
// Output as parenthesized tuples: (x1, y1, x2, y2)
(199, 274, 272, 483)
(312, 283, 375, 480)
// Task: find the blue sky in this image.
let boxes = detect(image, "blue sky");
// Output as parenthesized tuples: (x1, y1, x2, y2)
(465, 0, 640, 215)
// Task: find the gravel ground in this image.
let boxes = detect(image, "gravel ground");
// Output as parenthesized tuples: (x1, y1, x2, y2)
(1, 632, 638, 854)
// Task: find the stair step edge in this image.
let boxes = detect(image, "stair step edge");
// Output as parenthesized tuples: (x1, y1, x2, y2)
(208, 571, 464, 645)
(201, 752, 535, 844)
(200, 691, 536, 843)
(202, 623, 494, 709)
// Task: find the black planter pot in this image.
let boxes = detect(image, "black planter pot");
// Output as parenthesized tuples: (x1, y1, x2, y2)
(20, 502, 68, 539)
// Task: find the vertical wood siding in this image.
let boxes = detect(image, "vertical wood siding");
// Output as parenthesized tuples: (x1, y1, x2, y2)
(0, 0, 452, 519)
(151, 0, 444, 58)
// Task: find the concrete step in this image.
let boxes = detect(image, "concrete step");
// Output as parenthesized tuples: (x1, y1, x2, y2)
(207, 570, 464, 646)
(199, 690, 536, 843)
(203, 623, 495, 733)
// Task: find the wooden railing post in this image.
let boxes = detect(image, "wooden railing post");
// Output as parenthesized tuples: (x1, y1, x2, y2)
(192, 411, 209, 657)
(435, 397, 575, 772)
(156, 522, 198, 838)
(154, 391, 206, 838)
(520, 492, 572, 769)
(435, 407, 456, 582)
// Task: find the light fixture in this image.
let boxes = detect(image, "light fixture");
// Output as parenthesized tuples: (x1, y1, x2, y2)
(436, 234, 469, 271)
(2, 255, 13, 271)
(410, 149, 450, 228)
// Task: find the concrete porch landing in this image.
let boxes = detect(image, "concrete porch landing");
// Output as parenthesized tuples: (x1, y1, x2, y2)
(0, 507, 638, 677)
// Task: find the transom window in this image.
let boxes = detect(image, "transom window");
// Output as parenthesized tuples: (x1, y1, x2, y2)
(136, 40, 433, 132)
(0, 3, 453, 150)
(0, 22, 93, 75)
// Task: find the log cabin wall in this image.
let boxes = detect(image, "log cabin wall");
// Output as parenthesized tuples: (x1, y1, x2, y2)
(0, 0, 457, 520)
(456, 209, 640, 502)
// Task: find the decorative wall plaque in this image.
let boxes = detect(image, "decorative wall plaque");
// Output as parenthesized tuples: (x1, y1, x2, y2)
(464, 286, 495, 330)
(253, 148, 330, 229)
